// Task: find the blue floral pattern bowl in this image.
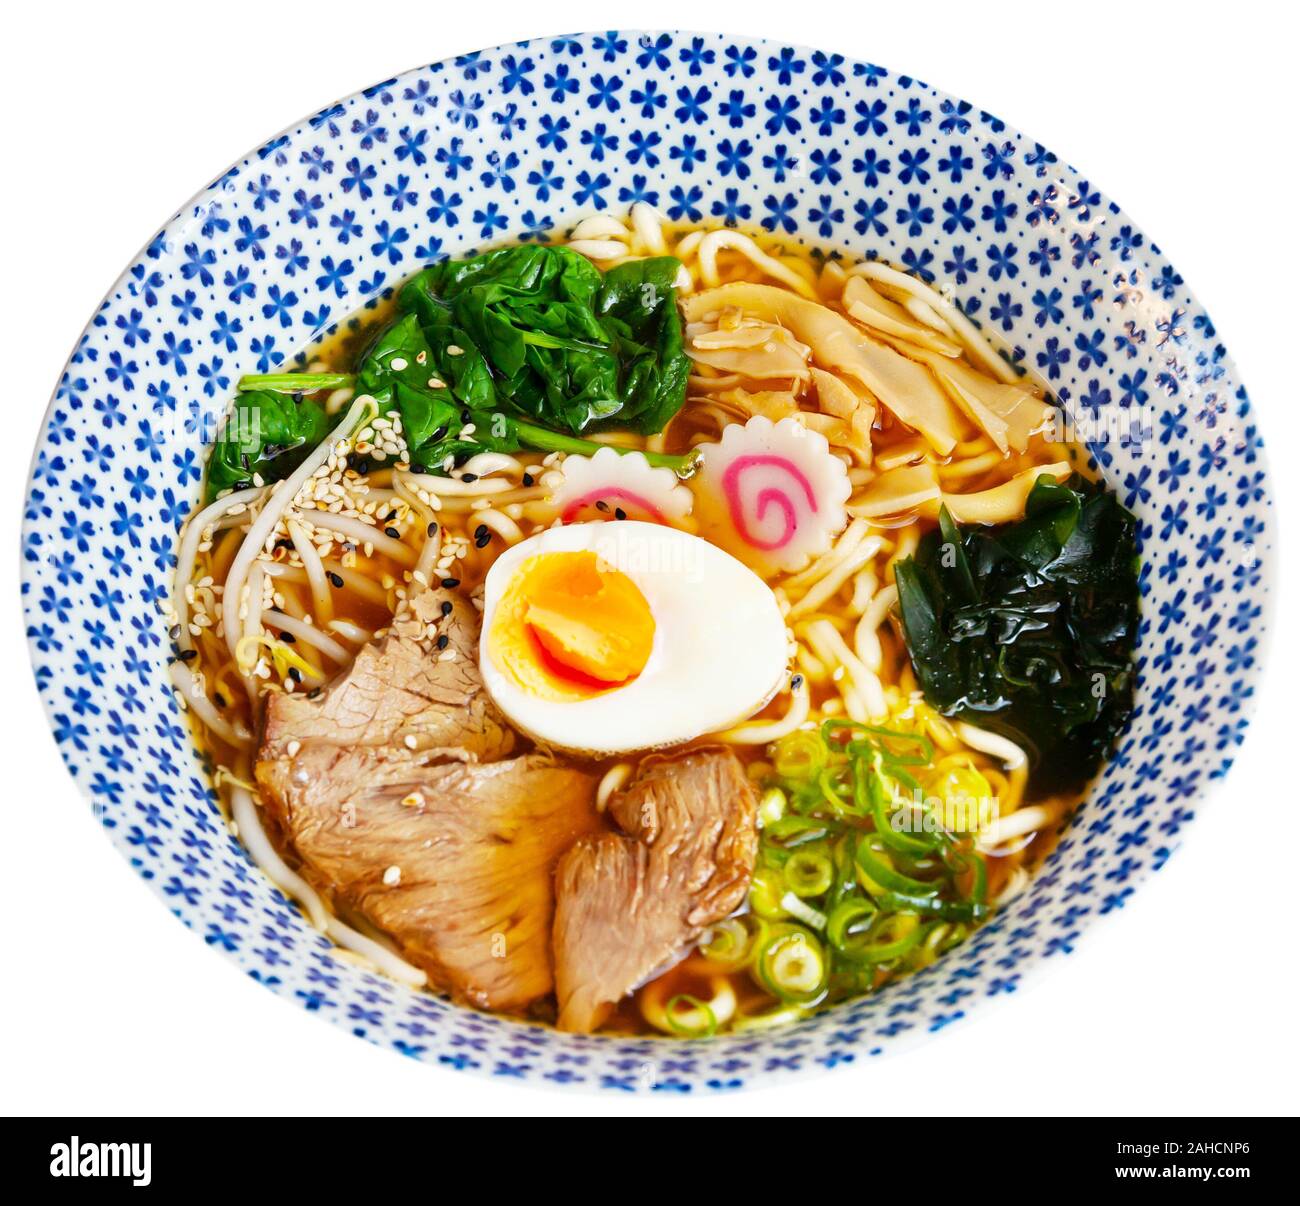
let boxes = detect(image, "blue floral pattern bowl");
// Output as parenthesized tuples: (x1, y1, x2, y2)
(21, 31, 1274, 1092)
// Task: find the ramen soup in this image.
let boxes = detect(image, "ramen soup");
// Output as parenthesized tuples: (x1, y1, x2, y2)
(170, 206, 1139, 1036)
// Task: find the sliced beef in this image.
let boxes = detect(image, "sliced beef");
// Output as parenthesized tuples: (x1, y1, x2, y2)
(259, 748, 600, 1010)
(261, 586, 514, 766)
(552, 746, 759, 1032)
(256, 585, 600, 1011)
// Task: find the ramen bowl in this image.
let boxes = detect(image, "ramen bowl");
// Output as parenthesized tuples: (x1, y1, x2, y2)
(21, 31, 1275, 1091)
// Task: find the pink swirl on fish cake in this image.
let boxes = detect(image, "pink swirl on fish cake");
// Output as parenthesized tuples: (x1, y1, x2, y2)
(721, 454, 818, 550)
(561, 487, 667, 524)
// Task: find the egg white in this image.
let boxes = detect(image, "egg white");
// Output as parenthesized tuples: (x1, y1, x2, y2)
(479, 521, 790, 756)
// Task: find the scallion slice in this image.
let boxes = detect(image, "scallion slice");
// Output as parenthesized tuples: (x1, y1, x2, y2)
(756, 926, 829, 1005)
(664, 994, 719, 1039)
(784, 849, 834, 898)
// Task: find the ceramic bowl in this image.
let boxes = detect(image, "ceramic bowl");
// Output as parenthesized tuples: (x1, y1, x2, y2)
(22, 30, 1275, 1092)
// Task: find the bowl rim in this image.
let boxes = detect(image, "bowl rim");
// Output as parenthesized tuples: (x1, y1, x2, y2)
(21, 28, 1277, 1093)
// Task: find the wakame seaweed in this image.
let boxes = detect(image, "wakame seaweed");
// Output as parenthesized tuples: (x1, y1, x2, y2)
(895, 475, 1140, 797)
(212, 244, 693, 498)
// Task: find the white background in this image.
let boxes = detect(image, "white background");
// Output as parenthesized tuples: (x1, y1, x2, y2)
(1, 0, 1294, 1117)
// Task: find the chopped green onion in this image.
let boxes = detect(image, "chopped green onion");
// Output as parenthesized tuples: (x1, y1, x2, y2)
(664, 994, 719, 1039)
(780, 892, 828, 931)
(763, 815, 836, 847)
(877, 892, 992, 922)
(749, 868, 791, 920)
(826, 899, 877, 952)
(915, 922, 964, 967)
(784, 850, 834, 897)
(748, 713, 1002, 1027)
(730, 1004, 811, 1032)
(772, 729, 827, 781)
(817, 767, 854, 815)
(847, 913, 924, 964)
(822, 718, 934, 766)
(855, 755, 939, 857)
(699, 917, 766, 970)
(757, 787, 787, 827)
(855, 840, 944, 899)
(756, 926, 828, 1004)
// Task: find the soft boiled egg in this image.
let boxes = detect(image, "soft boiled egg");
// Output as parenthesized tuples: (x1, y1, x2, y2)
(479, 521, 789, 756)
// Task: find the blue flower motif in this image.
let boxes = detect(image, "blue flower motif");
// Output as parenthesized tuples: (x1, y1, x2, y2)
(21, 32, 1269, 1098)
(761, 192, 799, 233)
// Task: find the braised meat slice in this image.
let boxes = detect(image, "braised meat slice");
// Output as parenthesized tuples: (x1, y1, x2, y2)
(261, 586, 514, 766)
(552, 746, 759, 1032)
(255, 585, 599, 1011)
(259, 749, 600, 1010)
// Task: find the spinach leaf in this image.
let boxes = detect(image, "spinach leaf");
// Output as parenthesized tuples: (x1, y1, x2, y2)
(596, 257, 693, 434)
(395, 245, 689, 438)
(205, 389, 331, 502)
(229, 244, 699, 484)
(355, 313, 470, 463)
(401, 246, 619, 433)
(895, 475, 1139, 797)
(391, 284, 498, 412)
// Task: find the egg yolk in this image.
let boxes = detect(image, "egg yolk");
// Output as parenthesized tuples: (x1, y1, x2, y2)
(489, 551, 655, 701)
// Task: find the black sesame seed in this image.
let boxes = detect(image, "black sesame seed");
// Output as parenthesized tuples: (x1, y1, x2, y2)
(595, 500, 610, 513)
(790, 674, 804, 691)
(461, 472, 478, 483)
(475, 533, 491, 549)
(288, 667, 302, 683)
(436, 634, 450, 650)
(426, 521, 439, 537)
(474, 524, 488, 540)
(440, 601, 453, 617)
(431, 426, 448, 442)
(342, 541, 355, 553)
(522, 473, 535, 487)
(460, 409, 471, 424)
(168, 624, 182, 641)
(177, 649, 198, 662)
(279, 632, 296, 644)
(614, 507, 627, 521)
(441, 577, 460, 589)
(328, 572, 345, 588)
(274, 538, 293, 551)
(384, 526, 400, 539)
(354, 459, 370, 475)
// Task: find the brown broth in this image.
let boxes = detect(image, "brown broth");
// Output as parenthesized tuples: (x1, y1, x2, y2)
(185, 226, 1092, 1038)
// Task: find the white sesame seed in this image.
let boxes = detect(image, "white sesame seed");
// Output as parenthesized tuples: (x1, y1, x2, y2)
(383, 865, 402, 886)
